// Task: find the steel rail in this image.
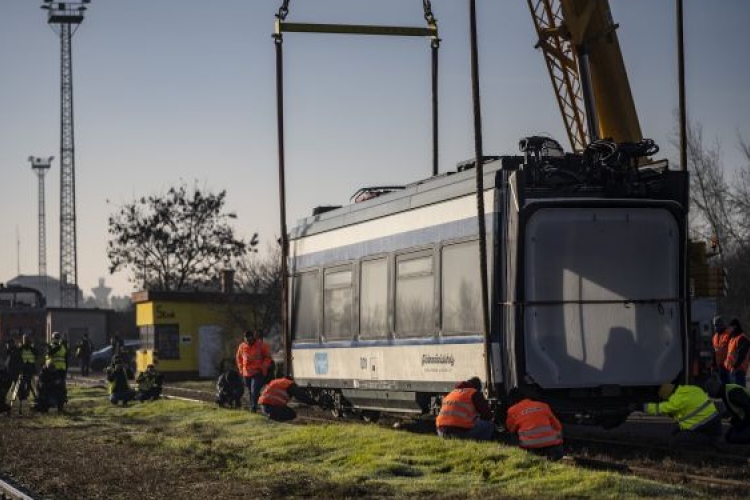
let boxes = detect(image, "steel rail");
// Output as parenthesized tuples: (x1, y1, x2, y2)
(0, 475, 37, 500)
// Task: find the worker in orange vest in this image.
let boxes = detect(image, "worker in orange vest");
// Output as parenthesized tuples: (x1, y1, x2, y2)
(258, 376, 316, 421)
(712, 316, 732, 384)
(436, 377, 495, 441)
(724, 319, 749, 387)
(235, 330, 273, 413)
(505, 388, 564, 460)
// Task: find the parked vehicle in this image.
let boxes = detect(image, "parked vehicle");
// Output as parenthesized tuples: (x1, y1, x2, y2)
(90, 340, 140, 373)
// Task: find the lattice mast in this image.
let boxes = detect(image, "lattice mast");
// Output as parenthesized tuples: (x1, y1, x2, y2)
(28, 156, 54, 278)
(42, 0, 90, 307)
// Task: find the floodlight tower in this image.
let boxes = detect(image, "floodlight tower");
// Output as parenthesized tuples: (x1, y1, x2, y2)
(41, 0, 91, 308)
(28, 156, 54, 279)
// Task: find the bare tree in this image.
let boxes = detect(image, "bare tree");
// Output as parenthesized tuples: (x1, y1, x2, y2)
(234, 243, 282, 333)
(107, 184, 254, 291)
(684, 123, 750, 323)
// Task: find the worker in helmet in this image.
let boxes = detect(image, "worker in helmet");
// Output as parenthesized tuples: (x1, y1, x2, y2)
(235, 330, 273, 413)
(45, 332, 68, 406)
(216, 366, 244, 409)
(643, 382, 722, 448)
(704, 376, 750, 445)
(712, 316, 732, 384)
(505, 387, 564, 460)
(33, 360, 65, 413)
(135, 364, 163, 402)
(436, 377, 495, 441)
(258, 375, 316, 421)
(723, 319, 749, 388)
(106, 355, 135, 406)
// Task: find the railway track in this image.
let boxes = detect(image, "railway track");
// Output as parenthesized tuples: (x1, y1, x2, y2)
(67, 378, 750, 493)
(0, 475, 36, 500)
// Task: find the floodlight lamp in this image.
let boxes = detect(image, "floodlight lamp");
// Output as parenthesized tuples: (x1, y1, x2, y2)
(82, 0, 91, 4)
(40, 5, 51, 9)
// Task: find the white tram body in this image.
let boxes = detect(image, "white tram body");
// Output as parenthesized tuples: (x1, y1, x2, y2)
(289, 144, 689, 424)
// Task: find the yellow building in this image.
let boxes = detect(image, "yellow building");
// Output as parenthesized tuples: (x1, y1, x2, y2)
(133, 290, 261, 380)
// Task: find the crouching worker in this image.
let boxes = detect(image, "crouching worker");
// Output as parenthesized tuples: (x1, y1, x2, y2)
(258, 376, 316, 422)
(33, 360, 66, 412)
(505, 388, 564, 461)
(136, 364, 163, 402)
(705, 377, 750, 445)
(106, 355, 135, 406)
(436, 377, 495, 441)
(644, 382, 722, 448)
(216, 368, 244, 409)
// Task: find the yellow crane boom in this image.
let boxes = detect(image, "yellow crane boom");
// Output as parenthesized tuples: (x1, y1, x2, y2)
(527, 0, 642, 150)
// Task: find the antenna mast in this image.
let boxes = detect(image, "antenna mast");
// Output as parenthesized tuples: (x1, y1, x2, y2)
(29, 156, 54, 281)
(41, 0, 91, 308)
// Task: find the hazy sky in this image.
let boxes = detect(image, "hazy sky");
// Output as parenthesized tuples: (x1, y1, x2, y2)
(1, 0, 748, 300)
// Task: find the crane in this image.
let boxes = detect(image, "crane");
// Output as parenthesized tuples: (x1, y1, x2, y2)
(527, 0, 642, 151)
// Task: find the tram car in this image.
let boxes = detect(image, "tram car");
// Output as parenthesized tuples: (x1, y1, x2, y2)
(288, 137, 689, 427)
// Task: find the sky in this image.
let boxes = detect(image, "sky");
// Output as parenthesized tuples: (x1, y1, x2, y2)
(1, 0, 749, 300)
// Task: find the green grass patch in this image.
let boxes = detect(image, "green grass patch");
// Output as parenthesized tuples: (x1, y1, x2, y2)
(51, 387, 700, 499)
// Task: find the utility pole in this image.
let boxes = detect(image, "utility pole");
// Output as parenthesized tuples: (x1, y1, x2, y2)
(28, 156, 54, 299)
(41, 0, 91, 308)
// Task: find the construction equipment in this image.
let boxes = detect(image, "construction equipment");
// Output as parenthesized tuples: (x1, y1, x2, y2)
(527, 0, 642, 151)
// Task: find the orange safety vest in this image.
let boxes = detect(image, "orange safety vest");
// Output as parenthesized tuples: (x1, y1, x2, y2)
(436, 388, 479, 429)
(259, 378, 295, 407)
(506, 399, 563, 449)
(724, 333, 750, 372)
(713, 329, 731, 367)
(235, 340, 270, 377)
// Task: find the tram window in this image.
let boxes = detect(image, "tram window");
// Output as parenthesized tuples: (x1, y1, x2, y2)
(292, 270, 320, 341)
(324, 267, 353, 339)
(396, 253, 434, 336)
(360, 258, 388, 339)
(442, 240, 482, 334)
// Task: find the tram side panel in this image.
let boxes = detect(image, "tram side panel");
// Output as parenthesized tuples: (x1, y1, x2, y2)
(289, 185, 498, 413)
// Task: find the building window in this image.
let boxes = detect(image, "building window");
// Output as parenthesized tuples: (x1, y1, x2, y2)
(324, 267, 353, 340)
(396, 252, 434, 336)
(154, 324, 180, 360)
(441, 240, 483, 334)
(139, 325, 155, 350)
(292, 270, 320, 341)
(360, 258, 388, 339)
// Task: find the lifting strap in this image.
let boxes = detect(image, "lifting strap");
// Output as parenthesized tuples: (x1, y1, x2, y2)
(273, 1, 442, 375)
(274, 0, 440, 177)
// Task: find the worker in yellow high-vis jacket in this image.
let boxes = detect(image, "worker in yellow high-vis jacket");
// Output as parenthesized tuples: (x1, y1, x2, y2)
(643, 383, 722, 448)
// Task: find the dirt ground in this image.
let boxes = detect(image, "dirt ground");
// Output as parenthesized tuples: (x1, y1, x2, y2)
(0, 395, 270, 500)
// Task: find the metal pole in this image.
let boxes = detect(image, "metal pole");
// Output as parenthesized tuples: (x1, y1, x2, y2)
(431, 41, 439, 176)
(469, 0, 493, 397)
(677, 0, 687, 172)
(275, 34, 291, 376)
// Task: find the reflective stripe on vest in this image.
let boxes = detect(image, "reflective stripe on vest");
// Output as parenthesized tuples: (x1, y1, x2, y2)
(725, 384, 748, 421)
(436, 389, 478, 429)
(48, 344, 67, 370)
(678, 400, 713, 429)
(507, 400, 563, 449)
(724, 334, 750, 372)
(259, 378, 294, 407)
(713, 330, 731, 366)
(517, 424, 563, 448)
(21, 347, 35, 364)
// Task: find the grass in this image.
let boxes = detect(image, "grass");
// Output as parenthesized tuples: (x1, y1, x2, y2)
(48, 387, 702, 499)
